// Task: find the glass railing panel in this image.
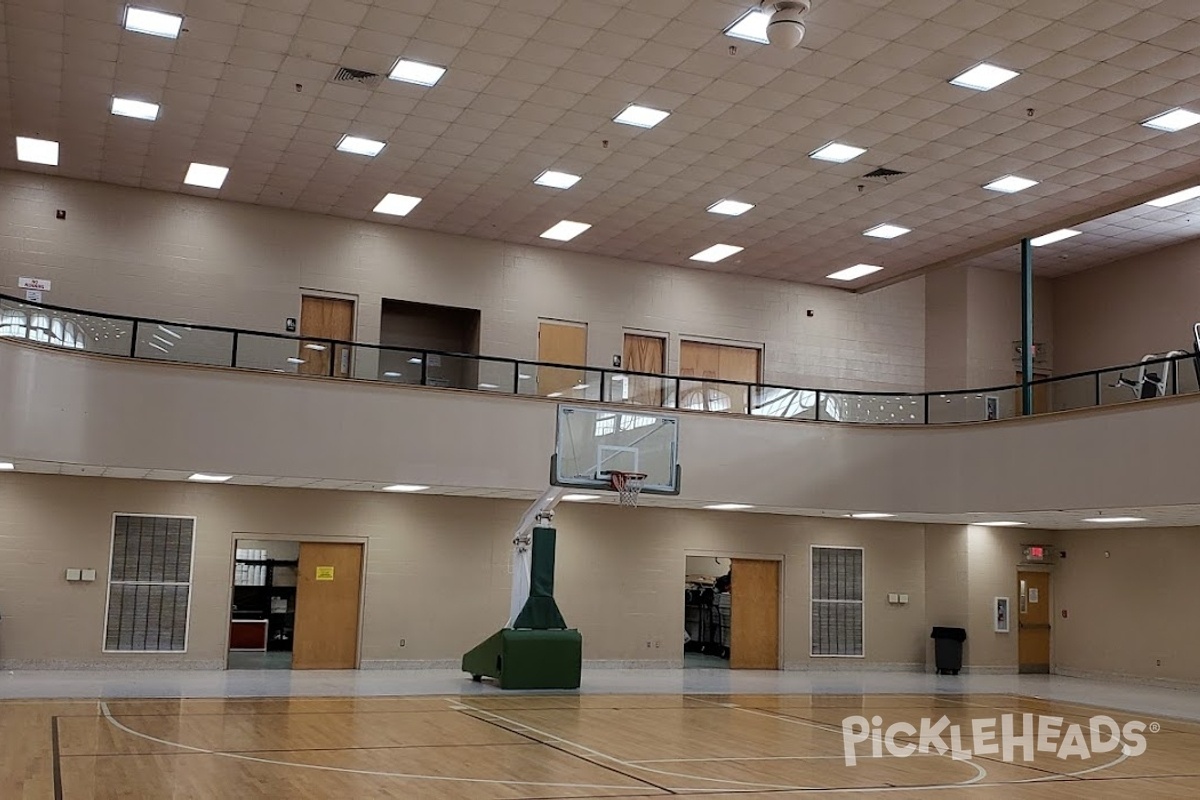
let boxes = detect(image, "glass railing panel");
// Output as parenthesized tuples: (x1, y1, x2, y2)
(1042, 374, 1096, 413)
(519, 364, 601, 401)
(604, 373, 674, 408)
(474, 358, 517, 393)
(377, 348, 427, 384)
(821, 392, 924, 424)
(134, 322, 234, 366)
(236, 333, 310, 374)
(751, 385, 818, 420)
(678, 378, 753, 414)
(0, 297, 135, 357)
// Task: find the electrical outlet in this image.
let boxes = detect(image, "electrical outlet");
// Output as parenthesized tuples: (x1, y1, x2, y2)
(1156, 659, 1161, 667)
(654, 640, 660, 648)
(399, 638, 406, 647)
(645, 640, 652, 648)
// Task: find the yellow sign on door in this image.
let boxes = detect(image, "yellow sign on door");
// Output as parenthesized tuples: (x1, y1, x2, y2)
(315, 566, 335, 581)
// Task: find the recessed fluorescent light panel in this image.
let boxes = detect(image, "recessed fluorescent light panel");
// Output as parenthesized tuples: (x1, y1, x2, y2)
(850, 512, 895, 519)
(1142, 108, 1200, 133)
(373, 193, 422, 216)
(984, 175, 1038, 193)
(864, 224, 910, 239)
(124, 6, 184, 39)
(950, 63, 1019, 91)
(388, 58, 446, 87)
(563, 494, 602, 502)
(15, 136, 59, 166)
(1082, 516, 1147, 524)
(183, 162, 228, 189)
(382, 484, 430, 493)
(690, 244, 744, 263)
(1146, 185, 1200, 208)
(614, 104, 670, 129)
(0, 462, 14, 470)
(1031, 229, 1081, 247)
(724, 9, 771, 44)
(827, 264, 883, 281)
(188, 473, 232, 483)
(976, 521, 1028, 527)
(541, 220, 592, 241)
(708, 199, 755, 216)
(810, 142, 866, 163)
(705, 503, 754, 511)
(111, 97, 160, 121)
(534, 170, 581, 189)
(336, 135, 386, 157)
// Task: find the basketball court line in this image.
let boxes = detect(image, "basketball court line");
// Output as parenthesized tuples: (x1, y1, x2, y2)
(95, 702, 652, 793)
(88, 696, 1148, 796)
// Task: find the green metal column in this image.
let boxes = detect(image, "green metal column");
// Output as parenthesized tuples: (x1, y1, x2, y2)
(1021, 237, 1034, 416)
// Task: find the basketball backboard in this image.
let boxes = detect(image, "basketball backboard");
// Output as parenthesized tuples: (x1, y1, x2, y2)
(551, 405, 680, 495)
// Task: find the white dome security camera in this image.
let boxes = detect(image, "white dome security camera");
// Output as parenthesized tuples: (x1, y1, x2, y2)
(767, 1, 810, 50)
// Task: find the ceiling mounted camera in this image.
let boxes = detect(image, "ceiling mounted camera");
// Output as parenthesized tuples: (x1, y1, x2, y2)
(767, 1, 811, 50)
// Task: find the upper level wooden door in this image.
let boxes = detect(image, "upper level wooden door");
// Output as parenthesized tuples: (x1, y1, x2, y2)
(300, 296, 354, 378)
(730, 559, 780, 670)
(293, 542, 364, 669)
(1018, 571, 1051, 674)
(679, 340, 760, 413)
(622, 333, 665, 406)
(537, 320, 587, 397)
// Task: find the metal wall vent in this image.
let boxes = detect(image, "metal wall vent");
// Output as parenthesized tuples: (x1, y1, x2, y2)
(332, 67, 383, 88)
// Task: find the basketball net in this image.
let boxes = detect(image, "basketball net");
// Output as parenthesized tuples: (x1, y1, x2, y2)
(609, 471, 647, 507)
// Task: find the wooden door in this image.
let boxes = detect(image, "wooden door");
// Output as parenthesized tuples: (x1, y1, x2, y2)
(1018, 571, 1051, 674)
(293, 542, 364, 669)
(300, 296, 355, 378)
(622, 333, 665, 406)
(680, 341, 760, 413)
(730, 559, 780, 670)
(537, 320, 587, 397)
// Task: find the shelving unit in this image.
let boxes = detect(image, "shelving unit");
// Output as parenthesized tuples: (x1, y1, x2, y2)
(231, 558, 298, 652)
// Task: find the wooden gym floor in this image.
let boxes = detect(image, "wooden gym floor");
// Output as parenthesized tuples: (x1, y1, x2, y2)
(5, 693, 1200, 799)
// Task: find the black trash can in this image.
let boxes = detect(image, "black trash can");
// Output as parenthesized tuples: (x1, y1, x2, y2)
(931, 627, 966, 675)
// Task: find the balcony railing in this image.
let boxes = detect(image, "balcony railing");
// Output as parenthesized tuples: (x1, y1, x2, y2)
(2, 292, 1197, 425)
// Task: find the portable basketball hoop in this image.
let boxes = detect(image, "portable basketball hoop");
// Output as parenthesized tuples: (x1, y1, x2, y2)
(608, 471, 648, 507)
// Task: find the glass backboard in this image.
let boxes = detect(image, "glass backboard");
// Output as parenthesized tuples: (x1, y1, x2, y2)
(551, 405, 680, 495)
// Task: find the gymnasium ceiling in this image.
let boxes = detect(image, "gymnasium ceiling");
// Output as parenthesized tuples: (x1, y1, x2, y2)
(4, 0, 1200, 288)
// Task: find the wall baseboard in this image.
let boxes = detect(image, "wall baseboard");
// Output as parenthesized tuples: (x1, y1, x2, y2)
(923, 665, 1019, 675)
(360, 659, 461, 670)
(1054, 666, 1200, 690)
(584, 660, 677, 669)
(785, 661, 924, 672)
(0, 658, 225, 670)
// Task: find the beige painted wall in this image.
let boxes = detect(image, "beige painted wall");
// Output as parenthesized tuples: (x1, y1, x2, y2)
(925, 267, 1054, 393)
(0, 472, 930, 670)
(1055, 527, 1200, 686)
(0, 170, 925, 392)
(1054, 237, 1200, 375)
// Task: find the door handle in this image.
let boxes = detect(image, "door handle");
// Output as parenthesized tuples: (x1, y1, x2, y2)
(1019, 623, 1051, 630)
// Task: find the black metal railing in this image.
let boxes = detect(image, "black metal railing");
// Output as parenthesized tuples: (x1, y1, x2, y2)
(3, 291, 1198, 425)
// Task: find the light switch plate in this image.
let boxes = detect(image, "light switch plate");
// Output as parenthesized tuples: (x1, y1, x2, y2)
(899, 593, 910, 604)
(81, 569, 97, 582)
(66, 568, 82, 582)
(887, 592, 899, 604)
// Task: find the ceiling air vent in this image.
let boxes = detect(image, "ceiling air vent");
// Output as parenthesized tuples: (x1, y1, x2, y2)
(861, 167, 907, 183)
(332, 67, 383, 88)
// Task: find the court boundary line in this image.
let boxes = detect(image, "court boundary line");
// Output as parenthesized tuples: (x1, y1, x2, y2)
(96, 702, 654, 792)
(89, 695, 1150, 795)
(51, 716, 63, 800)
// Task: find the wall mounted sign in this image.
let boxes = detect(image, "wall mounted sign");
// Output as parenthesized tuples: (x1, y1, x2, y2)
(994, 596, 1010, 633)
(315, 566, 335, 581)
(18, 277, 51, 291)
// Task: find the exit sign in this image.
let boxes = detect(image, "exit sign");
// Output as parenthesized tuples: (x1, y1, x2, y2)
(1022, 545, 1053, 563)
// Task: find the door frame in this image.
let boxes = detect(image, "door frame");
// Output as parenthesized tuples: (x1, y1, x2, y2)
(684, 549, 784, 670)
(223, 532, 369, 670)
(1016, 567, 1054, 673)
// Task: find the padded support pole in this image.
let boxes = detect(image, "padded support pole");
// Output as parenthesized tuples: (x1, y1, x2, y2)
(1021, 237, 1034, 416)
(512, 527, 567, 630)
